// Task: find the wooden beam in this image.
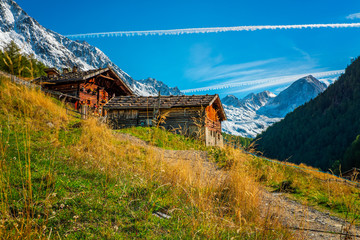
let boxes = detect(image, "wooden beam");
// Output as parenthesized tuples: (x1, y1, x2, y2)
(99, 74, 115, 81)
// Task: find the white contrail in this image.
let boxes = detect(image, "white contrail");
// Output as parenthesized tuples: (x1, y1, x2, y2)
(66, 23, 360, 38)
(181, 70, 343, 93)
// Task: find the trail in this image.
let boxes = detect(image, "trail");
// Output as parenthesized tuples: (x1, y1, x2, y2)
(262, 191, 360, 239)
(116, 132, 360, 239)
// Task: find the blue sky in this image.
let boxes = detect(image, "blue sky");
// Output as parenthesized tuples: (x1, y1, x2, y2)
(17, 0, 360, 98)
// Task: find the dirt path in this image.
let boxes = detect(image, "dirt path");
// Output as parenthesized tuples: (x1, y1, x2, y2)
(262, 191, 360, 239)
(116, 132, 360, 239)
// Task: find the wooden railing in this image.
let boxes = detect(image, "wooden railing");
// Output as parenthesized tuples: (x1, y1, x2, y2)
(1, 70, 90, 120)
(0, 70, 39, 89)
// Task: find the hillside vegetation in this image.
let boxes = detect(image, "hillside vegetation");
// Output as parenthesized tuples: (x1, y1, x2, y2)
(255, 57, 360, 172)
(1, 76, 359, 239)
(0, 41, 46, 78)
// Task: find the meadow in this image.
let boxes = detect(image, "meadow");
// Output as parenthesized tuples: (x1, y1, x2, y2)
(0, 76, 359, 239)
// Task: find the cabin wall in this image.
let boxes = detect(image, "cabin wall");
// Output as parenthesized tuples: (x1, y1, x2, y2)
(107, 107, 201, 131)
(107, 107, 223, 147)
(45, 83, 79, 97)
(205, 126, 223, 147)
(204, 104, 223, 146)
(44, 80, 110, 115)
(79, 83, 109, 108)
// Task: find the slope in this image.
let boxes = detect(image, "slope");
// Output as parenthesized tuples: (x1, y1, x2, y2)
(255, 57, 360, 171)
(1, 75, 360, 239)
(0, 75, 288, 239)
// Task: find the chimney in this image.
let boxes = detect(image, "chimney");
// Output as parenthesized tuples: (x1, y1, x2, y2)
(72, 66, 78, 73)
(63, 68, 69, 74)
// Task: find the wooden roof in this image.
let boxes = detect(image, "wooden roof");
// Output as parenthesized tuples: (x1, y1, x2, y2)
(104, 94, 227, 121)
(33, 67, 133, 95)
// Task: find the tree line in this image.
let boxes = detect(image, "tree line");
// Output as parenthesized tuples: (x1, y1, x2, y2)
(0, 41, 46, 79)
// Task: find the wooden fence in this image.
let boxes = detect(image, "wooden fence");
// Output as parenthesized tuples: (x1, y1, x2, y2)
(1, 70, 89, 119)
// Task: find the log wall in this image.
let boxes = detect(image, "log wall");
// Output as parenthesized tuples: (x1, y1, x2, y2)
(107, 106, 224, 147)
(45, 83, 78, 97)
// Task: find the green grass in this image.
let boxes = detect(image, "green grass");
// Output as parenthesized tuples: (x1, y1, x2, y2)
(2, 78, 291, 239)
(117, 127, 238, 169)
(222, 132, 252, 149)
(247, 156, 360, 222)
(118, 126, 360, 223)
(3, 76, 359, 239)
(118, 126, 207, 151)
(1, 116, 238, 239)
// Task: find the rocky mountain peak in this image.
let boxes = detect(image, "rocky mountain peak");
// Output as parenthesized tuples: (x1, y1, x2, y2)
(137, 77, 182, 96)
(222, 95, 241, 107)
(241, 90, 276, 111)
(257, 75, 327, 118)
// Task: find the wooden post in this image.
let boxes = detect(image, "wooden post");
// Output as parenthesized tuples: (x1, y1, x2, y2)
(81, 105, 88, 120)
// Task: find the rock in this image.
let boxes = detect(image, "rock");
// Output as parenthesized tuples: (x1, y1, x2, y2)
(47, 122, 54, 128)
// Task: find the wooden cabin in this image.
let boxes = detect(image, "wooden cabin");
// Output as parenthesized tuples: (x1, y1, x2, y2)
(103, 94, 227, 146)
(33, 67, 133, 115)
(342, 168, 360, 181)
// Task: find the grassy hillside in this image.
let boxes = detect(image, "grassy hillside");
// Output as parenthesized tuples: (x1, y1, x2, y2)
(255, 57, 360, 172)
(1, 76, 359, 239)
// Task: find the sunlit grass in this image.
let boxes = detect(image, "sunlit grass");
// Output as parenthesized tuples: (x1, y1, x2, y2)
(0, 76, 293, 239)
(1, 75, 359, 239)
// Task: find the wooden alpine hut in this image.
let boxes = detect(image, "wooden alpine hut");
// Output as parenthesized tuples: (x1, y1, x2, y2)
(103, 94, 227, 146)
(33, 66, 133, 115)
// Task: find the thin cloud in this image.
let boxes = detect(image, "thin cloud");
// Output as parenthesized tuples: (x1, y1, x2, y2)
(346, 13, 360, 19)
(187, 58, 281, 82)
(182, 70, 343, 93)
(66, 23, 360, 38)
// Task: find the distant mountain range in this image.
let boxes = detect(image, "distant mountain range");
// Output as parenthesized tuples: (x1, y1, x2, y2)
(0, 0, 181, 96)
(255, 57, 360, 172)
(222, 75, 328, 138)
(137, 78, 183, 96)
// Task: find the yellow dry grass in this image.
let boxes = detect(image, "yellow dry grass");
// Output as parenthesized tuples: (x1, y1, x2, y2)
(69, 118, 291, 238)
(0, 77, 68, 131)
(4, 75, 358, 238)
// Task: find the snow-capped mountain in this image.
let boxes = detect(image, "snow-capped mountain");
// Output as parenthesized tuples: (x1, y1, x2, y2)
(257, 75, 327, 118)
(222, 105, 281, 138)
(222, 75, 328, 138)
(241, 91, 276, 111)
(222, 91, 278, 138)
(222, 91, 275, 110)
(0, 0, 180, 96)
(137, 78, 183, 96)
(222, 95, 241, 107)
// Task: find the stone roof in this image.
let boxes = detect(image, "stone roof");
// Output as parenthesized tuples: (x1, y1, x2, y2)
(34, 68, 105, 83)
(104, 94, 227, 120)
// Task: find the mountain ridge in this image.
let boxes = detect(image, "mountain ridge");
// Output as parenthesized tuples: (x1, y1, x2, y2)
(222, 75, 328, 138)
(257, 75, 327, 118)
(0, 0, 181, 96)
